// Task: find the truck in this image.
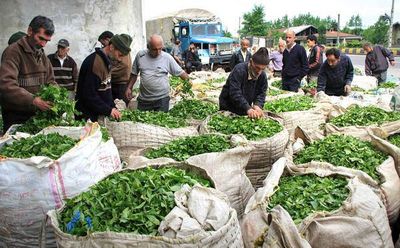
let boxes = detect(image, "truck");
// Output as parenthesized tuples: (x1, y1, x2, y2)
(146, 8, 236, 70)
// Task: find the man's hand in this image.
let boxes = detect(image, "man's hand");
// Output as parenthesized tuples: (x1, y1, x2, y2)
(344, 85, 352, 94)
(390, 60, 396, 66)
(247, 108, 258, 119)
(110, 108, 121, 120)
(125, 88, 133, 101)
(252, 105, 265, 118)
(33, 97, 52, 111)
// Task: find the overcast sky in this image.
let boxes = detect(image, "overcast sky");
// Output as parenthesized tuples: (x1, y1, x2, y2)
(142, 0, 398, 36)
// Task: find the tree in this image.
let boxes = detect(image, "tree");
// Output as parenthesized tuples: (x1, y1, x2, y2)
(239, 5, 268, 37)
(345, 14, 363, 35)
(363, 15, 390, 45)
(222, 30, 232, 38)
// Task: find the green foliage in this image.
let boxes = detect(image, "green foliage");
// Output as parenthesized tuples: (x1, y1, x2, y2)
(267, 174, 349, 224)
(17, 85, 81, 134)
(116, 110, 187, 128)
(239, 5, 268, 37)
(58, 167, 211, 236)
(268, 88, 286, 96)
(345, 40, 362, 48)
(170, 76, 194, 98)
(145, 134, 232, 161)
(379, 82, 398, 89)
(294, 134, 387, 181)
(0, 133, 77, 159)
(169, 99, 218, 120)
(264, 96, 315, 113)
(388, 134, 400, 148)
(363, 15, 390, 46)
(222, 30, 233, 38)
(329, 105, 400, 127)
(271, 80, 282, 89)
(208, 114, 283, 141)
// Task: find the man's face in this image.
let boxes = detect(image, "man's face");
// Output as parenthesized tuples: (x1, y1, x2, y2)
(241, 41, 250, 52)
(57, 47, 69, 58)
(306, 39, 315, 48)
(250, 59, 267, 78)
(109, 44, 125, 62)
(29, 27, 52, 49)
(278, 43, 285, 52)
(149, 41, 163, 58)
(364, 46, 372, 53)
(285, 32, 295, 47)
(326, 54, 340, 68)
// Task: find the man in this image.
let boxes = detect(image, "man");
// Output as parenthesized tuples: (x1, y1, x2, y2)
(0, 16, 55, 132)
(170, 39, 184, 67)
(219, 47, 269, 119)
(230, 38, 251, 70)
(306, 34, 322, 83)
(282, 30, 308, 92)
(363, 42, 395, 84)
(8, 31, 26, 46)
(75, 34, 132, 121)
(183, 43, 202, 73)
(317, 48, 354, 96)
(47, 39, 78, 99)
(98, 31, 114, 47)
(269, 39, 285, 78)
(125, 35, 189, 112)
(111, 51, 132, 104)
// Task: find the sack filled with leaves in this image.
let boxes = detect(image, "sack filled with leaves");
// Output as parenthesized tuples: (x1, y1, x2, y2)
(47, 164, 243, 247)
(241, 158, 393, 248)
(169, 99, 218, 124)
(292, 133, 400, 224)
(200, 112, 289, 189)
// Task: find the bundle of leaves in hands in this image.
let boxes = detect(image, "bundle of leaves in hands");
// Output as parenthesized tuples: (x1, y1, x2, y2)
(294, 134, 387, 182)
(58, 166, 211, 236)
(264, 95, 315, 113)
(116, 109, 187, 128)
(0, 133, 77, 159)
(17, 85, 81, 134)
(329, 105, 400, 127)
(169, 76, 194, 98)
(267, 174, 349, 224)
(208, 114, 283, 141)
(388, 134, 400, 148)
(169, 99, 218, 120)
(145, 134, 232, 161)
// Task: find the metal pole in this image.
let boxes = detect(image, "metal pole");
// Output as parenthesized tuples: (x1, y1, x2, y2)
(337, 14, 340, 47)
(388, 0, 395, 47)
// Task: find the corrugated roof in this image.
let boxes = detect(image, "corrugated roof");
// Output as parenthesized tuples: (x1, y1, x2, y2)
(325, 31, 362, 39)
(147, 8, 217, 22)
(283, 25, 316, 34)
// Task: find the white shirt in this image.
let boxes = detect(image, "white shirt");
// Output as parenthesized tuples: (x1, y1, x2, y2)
(286, 43, 297, 53)
(241, 50, 248, 62)
(57, 55, 67, 67)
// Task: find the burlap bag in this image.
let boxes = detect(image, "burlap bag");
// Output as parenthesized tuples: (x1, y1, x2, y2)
(47, 163, 243, 248)
(241, 158, 393, 248)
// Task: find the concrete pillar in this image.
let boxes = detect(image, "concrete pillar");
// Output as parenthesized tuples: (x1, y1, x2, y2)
(0, 0, 144, 65)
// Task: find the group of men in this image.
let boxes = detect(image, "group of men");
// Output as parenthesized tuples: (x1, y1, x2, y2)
(220, 29, 396, 119)
(170, 40, 202, 73)
(0, 15, 190, 132)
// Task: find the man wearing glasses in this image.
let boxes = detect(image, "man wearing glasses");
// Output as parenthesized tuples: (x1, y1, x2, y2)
(0, 15, 56, 132)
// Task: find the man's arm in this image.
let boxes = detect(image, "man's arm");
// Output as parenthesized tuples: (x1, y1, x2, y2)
(345, 57, 354, 85)
(72, 59, 79, 91)
(365, 56, 372, 76)
(317, 65, 327, 92)
(228, 69, 252, 113)
(309, 46, 322, 69)
(230, 53, 236, 70)
(299, 46, 309, 79)
(380, 46, 395, 65)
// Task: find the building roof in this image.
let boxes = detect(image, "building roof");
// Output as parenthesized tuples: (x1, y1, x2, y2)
(325, 31, 362, 39)
(147, 8, 218, 22)
(281, 25, 317, 34)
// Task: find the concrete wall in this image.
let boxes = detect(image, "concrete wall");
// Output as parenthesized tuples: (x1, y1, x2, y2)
(0, 0, 144, 66)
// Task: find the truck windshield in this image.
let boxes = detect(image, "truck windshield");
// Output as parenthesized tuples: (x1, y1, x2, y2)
(191, 24, 222, 36)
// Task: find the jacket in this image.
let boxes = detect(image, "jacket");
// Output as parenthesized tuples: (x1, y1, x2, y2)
(230, 49, 251, 70)
(111, 53, 132, 85)
(75, 48, 115, 121)
(308, 45, 323, 76)
(0, 36, 55, 112)
(282, 44, 308, 80)
(365, 45, 395, 75)
(47, 53, 78, 91)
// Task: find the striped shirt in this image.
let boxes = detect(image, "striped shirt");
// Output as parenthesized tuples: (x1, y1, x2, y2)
(47, 53, 78, 91)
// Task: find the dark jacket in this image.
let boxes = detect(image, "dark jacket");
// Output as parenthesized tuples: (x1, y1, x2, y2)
(230, 50, 251, 70)
(308, 45, 323, 76)
(75, 48, 115, 121)
(111, 53, 132, 85)
(365, 45, 395, 75)
(0, 36, 55, 112)
(317, 54, 354, 96)
(182, 49, 200, 63)
(282, 44, 308, 80)
(219, 62, 267, 115)
(47, 53, 78, 91)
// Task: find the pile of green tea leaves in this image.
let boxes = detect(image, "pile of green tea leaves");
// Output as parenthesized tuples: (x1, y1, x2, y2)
(267, 174, 349, 224)
(170, 76, 194, 98)
(294, 134, 387, 182)
(329, 105, 400, 127)
(302, 80, 317, 91)
(264, 96, 315, 113)
(17, 85, 82, 134)
(58, 167, 211, 236)
(169, 99, 218, 120)
(208, 114, 283, 141)
(116, 110, 187, 128)
(0, 133, 77, 159)
(379, 81, 397, 89)
(145, 134, 231, 161)
(388, 134, 400, 148)
(271, 80, 282, 89)
(268, 88, 287, 96)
